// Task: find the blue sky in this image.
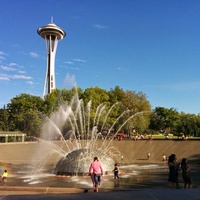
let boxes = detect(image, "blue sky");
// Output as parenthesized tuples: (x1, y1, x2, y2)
(0, 0, 200, 114)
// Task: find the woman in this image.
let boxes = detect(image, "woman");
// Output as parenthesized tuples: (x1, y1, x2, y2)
(89, 157, 103, 192)
(168, 154, 180, 188)
(181, 158, 192, 189)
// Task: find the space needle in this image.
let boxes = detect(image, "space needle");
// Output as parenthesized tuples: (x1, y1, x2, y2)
(37, 19, 66, 97)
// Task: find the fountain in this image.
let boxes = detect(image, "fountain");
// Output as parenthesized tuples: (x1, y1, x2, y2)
(4, 93, 200, 188)
(34, 93, 144, 176)
(2, 93, 199, 189)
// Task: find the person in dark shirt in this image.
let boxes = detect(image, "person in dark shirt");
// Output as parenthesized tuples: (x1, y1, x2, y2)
(168, 154, 180, 188)
(181, 158, 192, 189)
(113, 163, 119, 179)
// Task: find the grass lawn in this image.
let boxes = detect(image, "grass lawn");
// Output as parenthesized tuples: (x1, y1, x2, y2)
(151, 134, 200, 140)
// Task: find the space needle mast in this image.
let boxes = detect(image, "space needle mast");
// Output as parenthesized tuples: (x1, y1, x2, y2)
(37, 18, 66, 97)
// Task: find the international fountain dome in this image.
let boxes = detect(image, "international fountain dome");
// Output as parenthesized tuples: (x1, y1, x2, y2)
(54, 149, 115, 176)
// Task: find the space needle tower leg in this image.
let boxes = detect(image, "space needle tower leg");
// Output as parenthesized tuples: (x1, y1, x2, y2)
(45, 36, 58, 94)
(37, 21, 66, 98)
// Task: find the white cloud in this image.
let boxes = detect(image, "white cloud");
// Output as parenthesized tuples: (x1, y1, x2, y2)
(12, 74, 32, 80)
(65, 61, 74, 64)
(1, 65, 16, 71)
(26, 81, 33, 85)
(9, 63, 18, 66)
(18, 70, 26, 74)
(0, 76, 9, 81)
(64, 66, 79, 70)
(0, 73, 32, 81)
(29, 52, 39, 58)
(0, 56, 5, 61)
(0, 51, 7, 56)
(0, 56, 6, 61)
(0, 51, 7, 61)
(73, 58, 86, 62)
(93, 24, 107, 29)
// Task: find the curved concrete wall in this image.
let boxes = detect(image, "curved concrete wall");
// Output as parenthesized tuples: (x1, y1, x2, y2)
(0, 140, 199, 165)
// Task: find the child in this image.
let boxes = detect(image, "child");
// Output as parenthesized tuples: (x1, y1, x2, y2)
(2, 170, 8, 183)
(114, 164, 119, 179)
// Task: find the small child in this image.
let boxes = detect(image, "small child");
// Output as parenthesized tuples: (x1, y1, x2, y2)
(114, 164, 119, 179)
(2, 170, 8, 183)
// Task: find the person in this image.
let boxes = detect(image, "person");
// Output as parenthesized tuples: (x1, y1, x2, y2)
(163, 154, 166, 162)
(168, 154, 180, 189)
(147, 152, 150, 160)
(89, 157, 103, 192)
(182, 134, 185, 140)
(113, 164, 119, 179)
(1, 170, 8, 183)
(120, 153, 124, 164)
(181, 158, 192, 189)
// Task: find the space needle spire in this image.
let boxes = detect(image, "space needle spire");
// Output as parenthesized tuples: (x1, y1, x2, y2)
(37, 20, 66, 98)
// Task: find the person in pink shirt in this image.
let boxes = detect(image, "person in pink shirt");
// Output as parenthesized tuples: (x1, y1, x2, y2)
(89, 156, 103, 192)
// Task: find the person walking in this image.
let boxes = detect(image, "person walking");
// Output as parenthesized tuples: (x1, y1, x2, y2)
(113, 163, 119, 179)
(89, 157, 103, 192)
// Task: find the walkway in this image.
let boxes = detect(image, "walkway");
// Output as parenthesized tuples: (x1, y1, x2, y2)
(0, 187, 200, 200)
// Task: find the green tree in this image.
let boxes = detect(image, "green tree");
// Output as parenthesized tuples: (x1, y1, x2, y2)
(7, 94, 45, 136)
(121, 90, 151, 136)
(176, 113, 200, 137)
(108, 86, 151, 136)
(0, 106, 10, 131)
(44, 87, 83, 116)
(149, 107, 180, 134)
(82, 87, 110, 108)
(81, 87, 110, 133)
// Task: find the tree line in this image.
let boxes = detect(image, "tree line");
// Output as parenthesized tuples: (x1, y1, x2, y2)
(0, 86, 200, 139)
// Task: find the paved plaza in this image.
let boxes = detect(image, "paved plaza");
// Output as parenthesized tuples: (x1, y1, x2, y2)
(0, 187, 200, 200)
